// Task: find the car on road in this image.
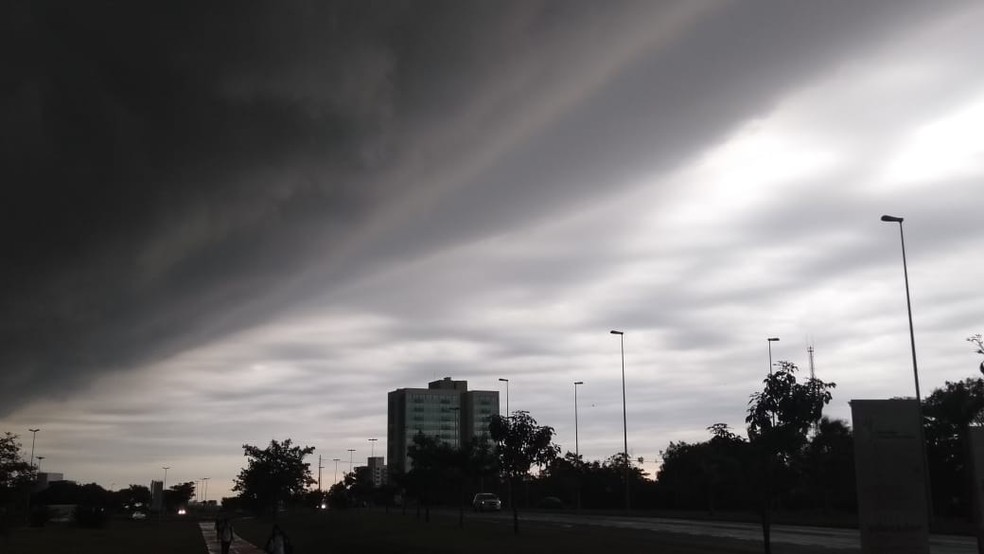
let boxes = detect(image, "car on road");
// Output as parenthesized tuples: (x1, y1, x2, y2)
(472, 493, 502, 512)
(131, 511, 147, 520)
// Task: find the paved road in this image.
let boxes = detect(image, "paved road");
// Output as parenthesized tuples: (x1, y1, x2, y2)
(469, 511, 978, 553)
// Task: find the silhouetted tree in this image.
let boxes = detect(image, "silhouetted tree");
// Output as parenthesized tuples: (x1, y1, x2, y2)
(118, 484, 152, 510)
(791, 418, 855, 512)
(36, 481, 112, 507)
(405, 433, 449, 521)
(923, 377, 984, 517)
(164, 481, 195, 511)
(489, 411, 559, 533)
(655, 424, 749, 513)
(746, 361, 834, 554)
(969, 334, 984, 375)
(448, 437, 499, 526)
(233, 438, 315, 515)
(0, 433, 32, 513)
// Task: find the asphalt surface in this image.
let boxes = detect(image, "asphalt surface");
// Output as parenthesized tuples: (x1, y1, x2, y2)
(468, 510, 979, 553)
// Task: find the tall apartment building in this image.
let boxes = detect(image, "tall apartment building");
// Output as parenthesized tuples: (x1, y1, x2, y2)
(367, 456, 386, 487)
(387, 377, 499, 474)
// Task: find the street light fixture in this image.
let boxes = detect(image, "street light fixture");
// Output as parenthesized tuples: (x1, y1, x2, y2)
(610, 329, 629, 512)
(368, 438, 378, 458)
(347, 449, 356, 474)
(767, 337, 780, 375)
(201, 477, 209, 504)
(332, 458, 340, 485)
(574, 381, 584, 458)
(498, 378, 510, 417)
(36, 456, 45, 473)
(880, 214, 922, 402)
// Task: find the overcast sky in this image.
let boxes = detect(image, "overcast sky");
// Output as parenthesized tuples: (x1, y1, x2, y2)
(2, 0, 984, 502)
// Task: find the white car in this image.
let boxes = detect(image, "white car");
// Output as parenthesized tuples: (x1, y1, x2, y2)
(131, 511, 147, 520)
(472, 493, 502, 512)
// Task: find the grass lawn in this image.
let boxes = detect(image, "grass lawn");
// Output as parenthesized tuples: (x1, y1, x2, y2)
(233, 508, 851, 554)
(1, 517, 204, 554)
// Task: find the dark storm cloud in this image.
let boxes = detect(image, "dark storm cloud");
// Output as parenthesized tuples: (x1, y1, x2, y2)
(0, 0, 964, 415)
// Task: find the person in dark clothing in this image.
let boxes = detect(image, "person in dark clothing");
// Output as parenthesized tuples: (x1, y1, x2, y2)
(264, 524, 292, 554)
(218, 518, 235, 554)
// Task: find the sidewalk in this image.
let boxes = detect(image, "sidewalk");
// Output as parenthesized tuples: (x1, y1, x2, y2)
(198, 521, 265, 554)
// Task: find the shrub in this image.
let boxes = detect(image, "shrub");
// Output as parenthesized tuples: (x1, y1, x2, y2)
(73, 505, 109, 528)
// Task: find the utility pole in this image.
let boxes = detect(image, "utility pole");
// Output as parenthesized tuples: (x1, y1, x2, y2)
(318, 455, 323, 493)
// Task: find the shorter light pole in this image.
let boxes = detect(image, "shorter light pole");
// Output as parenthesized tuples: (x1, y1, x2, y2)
(574, 381, 584, 458)
(498, 378, 510, 417)
(347, 449, 356, 474)
(36, 456, 45, 473)
(368, 438, 378, 458)
(160, 466, 170, 521)
(332, 458, 340, 485)
(767, 337, 780, 375)
(318, 455, 323, 493)
(202, 477, 209, 504)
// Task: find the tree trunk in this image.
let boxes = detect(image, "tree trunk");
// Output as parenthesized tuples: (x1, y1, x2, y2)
(761, 455, 773, 554)
(511, 477, 519, 534)
(761, 503, 772, 554)
(458, 477, 464, 528)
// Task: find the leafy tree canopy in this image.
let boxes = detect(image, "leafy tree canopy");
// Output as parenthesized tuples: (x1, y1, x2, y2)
(165, 481, 196, 508)
(0, 432, 32, 505)
(233, 438, 315, 513)
(489, 411, 558, 478)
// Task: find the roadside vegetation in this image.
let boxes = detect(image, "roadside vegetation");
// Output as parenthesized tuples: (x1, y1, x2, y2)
(2, 333, 982, 552)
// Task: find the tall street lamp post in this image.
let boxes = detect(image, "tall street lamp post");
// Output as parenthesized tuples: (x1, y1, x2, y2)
(28, 428, 39, 472)
(201, 477, 209, 504)
(332, 458, 340, 485)
(881, 214, 936, 529)
(160, 466, 170, 520)
(610, 329, 629, 512)
(498, 378, 510, 417)
(347, 449, 356, 474)
(368, 438, 378, 458)
(767, 337, 780, 375)
(574, 381, 584, 458)
(880, 215, 922, 401)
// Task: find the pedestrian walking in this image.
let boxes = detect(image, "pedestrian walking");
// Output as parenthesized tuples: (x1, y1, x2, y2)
(218, 518, 235, 554)
(264, 524, 292, 554)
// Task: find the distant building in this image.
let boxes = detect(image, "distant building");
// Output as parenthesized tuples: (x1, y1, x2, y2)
(367, 456, 387, 487)
(38, 472, 63, 487)
(387, 377, 499, 474)
(150, 480, 163, 510)
(32, 472, 65, 492)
